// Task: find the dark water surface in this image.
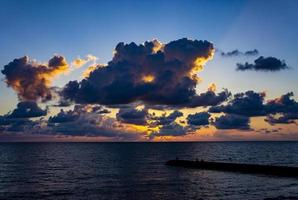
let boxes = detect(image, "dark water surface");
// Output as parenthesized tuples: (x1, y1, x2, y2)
(0, 142, 298, 200)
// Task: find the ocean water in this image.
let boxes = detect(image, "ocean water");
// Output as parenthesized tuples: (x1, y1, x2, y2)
(0, 142, 298, 200)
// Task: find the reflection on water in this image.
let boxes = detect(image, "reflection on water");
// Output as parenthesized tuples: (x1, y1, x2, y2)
(0, 142, 298, 200)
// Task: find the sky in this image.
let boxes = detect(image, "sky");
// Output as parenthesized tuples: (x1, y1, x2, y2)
(0, 0, 298, 141)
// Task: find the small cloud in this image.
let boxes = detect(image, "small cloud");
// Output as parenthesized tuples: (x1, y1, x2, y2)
(236, 56, 289, 71)
(8, 101, 47, 118)
(187, 112, 210, 126)
(265, 113, 298, 125)
(116, 107, 149, 125)
(150, 110, 183, 126)
(208, 83, 217, 92)
(221, 49, 259, 57)
(49, 109, 79, 123)
(71, 54, 98, 68)
(244, 49, 259, 56)
(151, 122, 188, 137)
(186, 89, 231, 108)
(213, 114, 251, 130)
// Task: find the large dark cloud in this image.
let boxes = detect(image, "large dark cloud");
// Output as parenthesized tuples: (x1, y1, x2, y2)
(209, 91, 267, 116)
(187, 112, 210, 126)
(8, 101, 47, 118)
(221, 49, 259, 57)
(236, 56, 289, 71)
(62, 38, 221, 107)
(213, 114, 250, 130)
(1, 55, 68, 101)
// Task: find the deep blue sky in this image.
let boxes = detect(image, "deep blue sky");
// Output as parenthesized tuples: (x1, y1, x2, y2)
(0, 0, 298, 114)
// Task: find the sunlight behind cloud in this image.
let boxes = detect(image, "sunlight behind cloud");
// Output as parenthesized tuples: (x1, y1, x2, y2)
(142, 75, 155, 83)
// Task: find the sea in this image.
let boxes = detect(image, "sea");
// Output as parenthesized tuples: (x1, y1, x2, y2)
(0, 142, 298, 200)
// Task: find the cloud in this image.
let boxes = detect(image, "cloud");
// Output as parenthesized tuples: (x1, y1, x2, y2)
(244, 49, 259, 56)
(221, 49, 259, 57)
(0, 108, 142, 140)
(209, 91, 298, 118)
(221, 50, 241, 57)
(213, 114, 250, 130)
(62, 38, 216, 107)
(265, 113, 298, 125)
(2, 37, 296, 140)
(0, 104, 136, 140)
(141, 89, 230, 110)
(116, 106, 183, 127)
(0, 101, 46, 132)
(265, 92, 298, 114)
(187, 112, 210, 126)
(151, 122, 188, 137)
(6, 119, 37, 132)
(0, 116, 37, 132)
(49, 104, 110, 124)
(116, 107, 149, 125)
(115, 108, 187, 138)
(52, 99, 72, 107)
(49, 116, 140, 139)
(264, 92, 298, 124)
(236, 56, 289, 71)
(208, 83, 217, 92)
(256, 128, 282, 134)
(1, 55, 69, 101)
(0, 116, 11, 126)
(46, 105, 143, 140)
(186, 89, 231, 107)
(48, 109, 79, 123)
(8, 101, 47, 118)
(71, 54, 98, 68)
(150, 110, 183, 126)
(209, 91, 266, 116)
(209, 91, 298, 126)
(82, 64, 106, 78)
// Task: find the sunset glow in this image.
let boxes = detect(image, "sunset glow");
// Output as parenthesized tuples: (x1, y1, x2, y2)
(0, 0, 297, 142)
(1, 2, 298, 199)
